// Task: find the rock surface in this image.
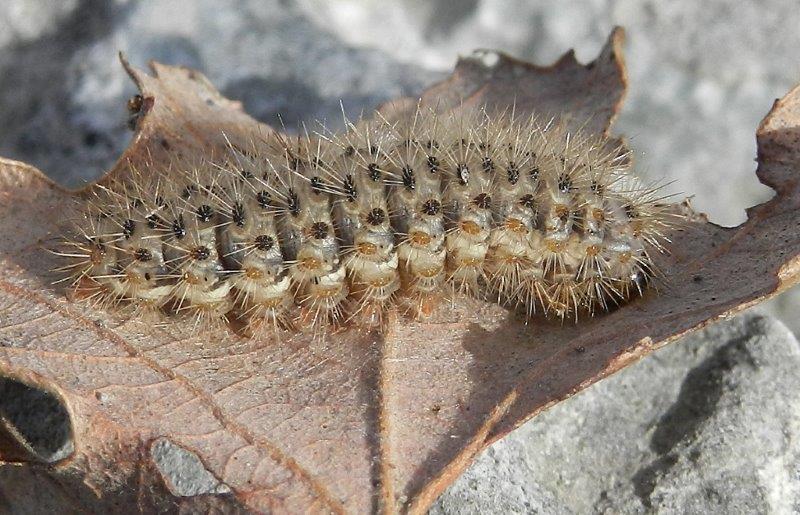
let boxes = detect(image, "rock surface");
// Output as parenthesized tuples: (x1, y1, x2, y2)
(432, 312, 800, 514)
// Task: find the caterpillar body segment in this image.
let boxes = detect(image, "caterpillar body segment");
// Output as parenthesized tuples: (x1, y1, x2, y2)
(383, 110, 448, 318)
(213, 150, 296, 334)
(274, 134, 350, 333)
(325, 120, 401, 329)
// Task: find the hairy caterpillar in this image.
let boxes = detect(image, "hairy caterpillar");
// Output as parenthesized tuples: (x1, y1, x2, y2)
(55, 105, 677, 339)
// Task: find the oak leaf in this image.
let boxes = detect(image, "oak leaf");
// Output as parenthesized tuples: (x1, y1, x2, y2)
(1, 27, 799, 514)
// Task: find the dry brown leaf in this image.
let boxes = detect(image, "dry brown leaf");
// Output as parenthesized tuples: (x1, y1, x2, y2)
(1, 27, 798, 514)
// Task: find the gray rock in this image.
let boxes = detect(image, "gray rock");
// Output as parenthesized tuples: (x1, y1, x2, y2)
(150, 438, 231, 497)
(432, 312, 800, 514)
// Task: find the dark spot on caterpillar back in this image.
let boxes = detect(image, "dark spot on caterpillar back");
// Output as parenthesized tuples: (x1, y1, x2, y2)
(311, 221, 329, 240)
(232, 202, 246, 227)
(343, 174, 358, 202)
(367, 163, 381, 181)
(473, 193, 492, 210)
(196, 204, 214, 222)
(122, 219, 136, 239)
(506, 163, 520, 184)
(519, 194, 535, 209)
(427, 156, 440, 173)
(172, 216, 186, 239)
(191, 246, 211, 261)
(366, 208, 386, 226)
(256, 190, 271, 208)
(287, 189, 301, 216)
(254, 234, 275, 251)
(402, 166, 415, 190)
(558, 174, 572, 193)
(310, 176, 325, 195)
(134, 248, 152, 262)
(482, 157, 495, 174)
(422, 198, 441, 216)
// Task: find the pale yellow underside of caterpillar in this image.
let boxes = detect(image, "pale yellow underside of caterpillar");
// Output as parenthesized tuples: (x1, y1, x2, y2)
(55, 106, 677, 339)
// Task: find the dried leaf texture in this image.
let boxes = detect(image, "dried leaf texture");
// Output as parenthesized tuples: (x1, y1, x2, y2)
(0, 27, 798, 514)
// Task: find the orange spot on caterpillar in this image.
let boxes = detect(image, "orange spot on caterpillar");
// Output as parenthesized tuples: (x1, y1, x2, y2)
(545, 239, 566, 253)
(410, 231, 432, 246)
(299, 257, 322, 271)
(505, 218, 527, 233)
(418, 266, 444, 279)
(244, 267, 263, 280)
(460, 221, 482, 236)
(357, 242, 377, 256)
(585, 245, 602, 257)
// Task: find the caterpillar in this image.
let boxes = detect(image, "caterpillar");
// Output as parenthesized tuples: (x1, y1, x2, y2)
(55, 105, 677, 339)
